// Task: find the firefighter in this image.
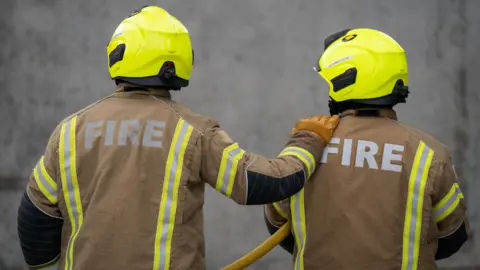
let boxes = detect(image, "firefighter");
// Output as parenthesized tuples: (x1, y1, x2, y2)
(16, 6, 340, 270)
(265, 28, 469, 270)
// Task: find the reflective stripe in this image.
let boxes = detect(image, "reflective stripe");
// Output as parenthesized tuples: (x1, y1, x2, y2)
(273, 202, 288, 219)
(33, 156, 58, 204)
(291, 188, 307, 270)
(278, 146, 315, 177)
(153, 119, 193, 270)
(215, 143, 246, 197)
(59, 116, 84, 270)
(434, 183, 464, 222)
(401, 141, 434, 270)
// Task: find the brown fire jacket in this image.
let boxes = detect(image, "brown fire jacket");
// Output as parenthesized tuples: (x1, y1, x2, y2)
(23, 86, 327, 270)
(266, 109, 469, 270)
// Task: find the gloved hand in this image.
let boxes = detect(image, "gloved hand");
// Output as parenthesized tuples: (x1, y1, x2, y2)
(291, 115, 340, 142)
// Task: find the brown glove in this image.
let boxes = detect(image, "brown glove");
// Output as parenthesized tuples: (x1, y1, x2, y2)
(291, 115, 340, 142)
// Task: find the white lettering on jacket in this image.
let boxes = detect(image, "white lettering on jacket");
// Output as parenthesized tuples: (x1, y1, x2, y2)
(321, 137, 404, 172)
(85, 120, 166, 149)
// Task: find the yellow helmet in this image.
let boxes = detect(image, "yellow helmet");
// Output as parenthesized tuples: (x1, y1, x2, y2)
(107, 6, 193, 90)
(314, 28, 409, 106)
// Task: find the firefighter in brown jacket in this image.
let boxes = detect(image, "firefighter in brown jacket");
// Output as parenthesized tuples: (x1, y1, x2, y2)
(265, 28, 469, 270)
(16, 6, 340, 270)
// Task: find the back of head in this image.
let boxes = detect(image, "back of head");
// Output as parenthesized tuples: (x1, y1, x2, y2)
(313, 28, 410, 114)
(107, 6, 194, 90)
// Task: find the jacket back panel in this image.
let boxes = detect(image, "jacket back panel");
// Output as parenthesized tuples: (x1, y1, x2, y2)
(302, 115, 446, 270)
(57, 92, 206, 270)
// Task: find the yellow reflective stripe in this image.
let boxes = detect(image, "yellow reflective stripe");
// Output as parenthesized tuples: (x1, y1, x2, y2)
(433, 183, 464, 222)
(39, 157, 57, 190)
(33, 157, 58, 204)
(59, 116, 83, 270)
(401, 141, 434, 270)
(278, 146, 315, 177)
(59, 122, 72, 270)
(290, 195, 301, 252)
(273, 202, 288, 219)
(153, 119, 193, 270)
(291, 188, 306, 270)
(215, 143, 245, 197)
(225, 148, 245, 197)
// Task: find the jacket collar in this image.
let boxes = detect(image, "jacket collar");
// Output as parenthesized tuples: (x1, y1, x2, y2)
(340, 108, 397, 120)
(114, 83, 171, 99)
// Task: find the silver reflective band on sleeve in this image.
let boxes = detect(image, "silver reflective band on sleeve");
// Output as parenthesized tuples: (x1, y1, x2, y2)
(278, 146, 315, 177)
(433, 183, 464, 222)
(33, 157, 58, 204)
(153, 118, 194, 270)
(59, 116, 84, 270)
(401, 141, 434, 270)
(216, 143, 245, 197)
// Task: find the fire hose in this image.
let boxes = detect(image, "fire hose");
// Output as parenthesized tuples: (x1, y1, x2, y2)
(222, 222, 291, 270)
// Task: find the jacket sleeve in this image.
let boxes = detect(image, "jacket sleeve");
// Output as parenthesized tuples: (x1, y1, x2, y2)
(431, 155, 469, 260)
(18, 125, 63, 269)
(200, 123, 325, 205)
(264, 199, 294, 254)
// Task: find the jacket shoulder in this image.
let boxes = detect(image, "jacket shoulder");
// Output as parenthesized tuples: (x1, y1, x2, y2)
(395, 121, 450, 161)
(170, 102, 219, 135)
(60, 94, 115, 123)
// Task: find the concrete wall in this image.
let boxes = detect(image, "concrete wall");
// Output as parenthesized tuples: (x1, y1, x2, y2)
(0, 0, 478, 269)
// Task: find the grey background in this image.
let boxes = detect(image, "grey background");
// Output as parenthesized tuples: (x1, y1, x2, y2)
(0, 0, 478, 269)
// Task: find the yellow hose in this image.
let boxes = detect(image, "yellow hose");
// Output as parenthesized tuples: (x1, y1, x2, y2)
(222, 222, 291, 270)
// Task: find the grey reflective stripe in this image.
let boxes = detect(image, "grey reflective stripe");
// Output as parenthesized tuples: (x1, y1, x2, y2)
(434, 185, 462, 220)
(219, 146, 243, 195)
(158, 120, 190, 269)
(279, 147, 315, 177)
(293, 193, 304, 270)
(35, 160, 57, 201)
(64, 119, 80, 230)
(404, 144, 432, 270)
(286, 148, 314, 169)
(61, 116, 83, 270)
(63, 119, 77, 270)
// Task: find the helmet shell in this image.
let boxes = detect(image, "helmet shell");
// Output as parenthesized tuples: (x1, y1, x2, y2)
(107, 6, 193, 89)
(315, 28, 408, 104)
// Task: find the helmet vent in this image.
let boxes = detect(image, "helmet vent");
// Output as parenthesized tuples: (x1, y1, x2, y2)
(109, 44, 126, 67)
(324, 29, 352, 50)
(331, 68, 357, 92)
(128, 5, 150, 18)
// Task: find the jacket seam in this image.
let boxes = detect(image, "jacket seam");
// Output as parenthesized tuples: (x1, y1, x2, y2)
(151, 96, 205, 136)
(244, 155, 258, 204)
(264, 207, 281, 229)
(26, 254, 60, 268)
(26, 186, 62, 220)
(63, 94, 115, 123)
(438, 217, 465, 238)
(246, 157, 304, 179)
